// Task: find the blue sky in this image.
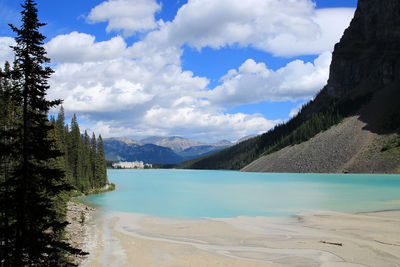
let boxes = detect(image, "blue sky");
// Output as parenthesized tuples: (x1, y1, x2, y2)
(0, 0, 357, 142)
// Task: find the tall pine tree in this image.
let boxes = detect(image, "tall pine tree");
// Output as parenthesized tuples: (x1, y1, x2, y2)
(0, 61, 22, 266)
(81, 130, 93, 190)
(96, 135, 108, 188)
(0, 1, 81, 265)
(68, 114, 82, 191)
(90, 133, 97, 187)
(55, 106, 69, 180)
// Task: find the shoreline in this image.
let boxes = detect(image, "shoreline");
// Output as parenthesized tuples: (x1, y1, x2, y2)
(65, 201, 96, 265)
(81, 208, 400, 266)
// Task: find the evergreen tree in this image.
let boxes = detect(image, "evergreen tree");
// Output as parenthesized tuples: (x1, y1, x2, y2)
(0, 1, 81, 265)
(48, 117, 67, 183)
(0, 61, 22, 265)
(96, 135, 107, 187)
(55, 106, 69, 180)
(0, 61, 19, 181)
(81, 131, 93, 191)
(68, 114, 82, 190)
(90, 133, 97, 187)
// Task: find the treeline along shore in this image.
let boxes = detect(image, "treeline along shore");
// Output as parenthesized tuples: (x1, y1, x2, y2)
(51, 107, 108, 193)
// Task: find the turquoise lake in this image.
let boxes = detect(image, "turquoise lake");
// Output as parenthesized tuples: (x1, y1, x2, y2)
(83, 169, 400, 218)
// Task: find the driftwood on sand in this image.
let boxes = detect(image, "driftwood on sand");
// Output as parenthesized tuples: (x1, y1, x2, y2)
(320, 240, 343, 246)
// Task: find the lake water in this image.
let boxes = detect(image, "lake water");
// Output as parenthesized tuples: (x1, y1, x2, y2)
(83, 169, 400, 218)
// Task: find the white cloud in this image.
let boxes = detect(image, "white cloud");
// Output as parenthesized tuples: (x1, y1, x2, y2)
(140, 0, 354, 56)
(0, 37, 15, 67)
(87, 0, 161, 36)
(206, 51, 332, 107)
(0, 0, 356, 142)
(48, 58, 204, 113)
(266, 8, 356, 56)
(88, 107, 280, 141)
(45, 32, 127, 63)
(46, 42, 280, 141)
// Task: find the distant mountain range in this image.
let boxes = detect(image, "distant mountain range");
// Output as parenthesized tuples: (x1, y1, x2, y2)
(103, 136, 233, 164)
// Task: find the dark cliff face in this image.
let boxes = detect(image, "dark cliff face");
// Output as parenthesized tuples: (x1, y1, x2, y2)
(326, 0, 400, 99)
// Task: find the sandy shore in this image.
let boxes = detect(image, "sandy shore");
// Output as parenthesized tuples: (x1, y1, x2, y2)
(82, 210, 400, 267)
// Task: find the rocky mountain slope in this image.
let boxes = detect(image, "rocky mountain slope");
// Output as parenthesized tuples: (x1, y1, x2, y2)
(242, 116, 400, 173)
(179, 0, 400, 173)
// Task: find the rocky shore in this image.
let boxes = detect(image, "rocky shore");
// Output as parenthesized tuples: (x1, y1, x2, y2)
(66, 201, 95, 265)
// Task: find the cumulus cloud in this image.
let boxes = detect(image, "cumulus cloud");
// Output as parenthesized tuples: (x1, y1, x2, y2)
(87, 0, 161, 36)
(266, 8, 355, 56)
(45, 41, 278, 141)
(0, 0, 356, 141)
(139, 0, 354, 56)
(0, 37, 15, 66)
(206, 51, 332, 107)
(48, 58, 208, 113)
(143, 107, 279, 140)
(85, 107, 279, 141)
(45, 30, 184, 69)
(45, 32, 127, 63)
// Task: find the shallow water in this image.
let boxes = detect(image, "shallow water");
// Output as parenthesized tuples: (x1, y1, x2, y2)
(82, 169, 400, 218)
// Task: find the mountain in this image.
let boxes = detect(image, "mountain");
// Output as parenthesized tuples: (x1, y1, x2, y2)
(214, 140, 233, 146)
(141, 136, 232, 153)
(141, 136, 202, 152)
(104, 136, 233, 164)
(106, 137, 142, 146)
(104, 138, 183, 164)
(178, 0, 400, 173)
